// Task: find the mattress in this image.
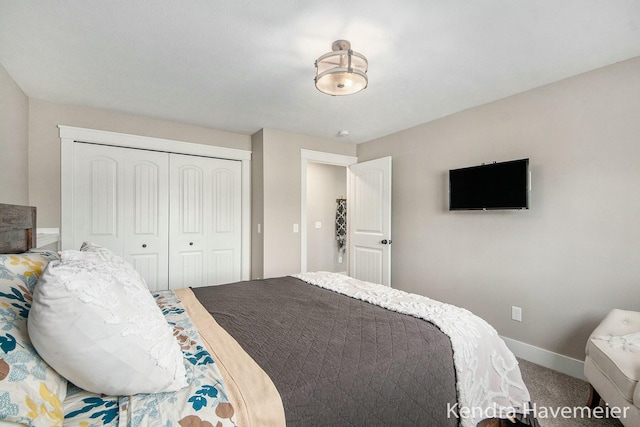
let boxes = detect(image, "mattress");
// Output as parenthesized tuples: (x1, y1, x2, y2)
(193, 275, 460, 426)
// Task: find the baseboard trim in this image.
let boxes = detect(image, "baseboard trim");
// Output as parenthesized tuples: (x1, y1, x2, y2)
(501, 336, 586, 381)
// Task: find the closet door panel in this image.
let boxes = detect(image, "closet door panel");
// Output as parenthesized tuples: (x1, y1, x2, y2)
(130, 254, 161, 288)
(90, 158, 118, 236)
(208, 164, 242, 285)
(73, 144, 124, 254)
(209, 250, 235, 285)
(123, 154, 169, 291)
(73, 143, 169, 290)
(169, 154, 242, 289)
(177, 166, 204, 235)
(169, 158, 207, 289)
(177, 251, 206, 288)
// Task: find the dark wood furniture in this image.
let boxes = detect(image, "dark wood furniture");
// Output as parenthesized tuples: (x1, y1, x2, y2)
(0, 203, 36, 253)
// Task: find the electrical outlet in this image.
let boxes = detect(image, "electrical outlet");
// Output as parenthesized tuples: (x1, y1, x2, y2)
(511, 306, 522, 322)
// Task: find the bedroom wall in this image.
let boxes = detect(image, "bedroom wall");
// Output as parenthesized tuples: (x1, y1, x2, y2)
(27, 99, 251, 228)
(356, 57, 640, 361)
(256, 128, 356, 279)
(0, 63, 29, 205)
(251, 130, 265, 279)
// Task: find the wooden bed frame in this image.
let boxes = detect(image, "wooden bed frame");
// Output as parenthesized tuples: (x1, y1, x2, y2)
(0, 203, 36, 253)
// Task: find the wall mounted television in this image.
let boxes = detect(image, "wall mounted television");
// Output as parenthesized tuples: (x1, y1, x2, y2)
(449, 158, 529, 210)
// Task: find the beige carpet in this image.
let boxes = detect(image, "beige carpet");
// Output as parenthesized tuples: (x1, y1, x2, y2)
(518, 358, 625, 427)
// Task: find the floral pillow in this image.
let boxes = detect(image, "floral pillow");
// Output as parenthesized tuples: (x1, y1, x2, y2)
(0, 250, 67, 427)
(0, 250, 58, 292)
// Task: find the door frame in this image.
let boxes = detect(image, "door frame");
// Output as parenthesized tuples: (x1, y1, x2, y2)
(300, 149, 357, 273)
(59, 125, 252, 281)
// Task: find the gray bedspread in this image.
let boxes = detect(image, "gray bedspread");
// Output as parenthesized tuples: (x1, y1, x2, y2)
(192, 276, 459, 426)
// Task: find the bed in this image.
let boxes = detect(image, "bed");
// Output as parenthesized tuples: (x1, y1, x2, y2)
(0, 203, 538, 427)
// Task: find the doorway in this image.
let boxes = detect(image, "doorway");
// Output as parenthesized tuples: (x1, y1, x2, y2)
(306, 163, 348, 273)
(300, 150, 357, 273)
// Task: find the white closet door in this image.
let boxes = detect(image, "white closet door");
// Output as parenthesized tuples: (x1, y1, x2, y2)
(169, 154, 242, 289)
(122, 152, 169, 291)
(72, 143, 170, 290)
(73, 143, 123, 255)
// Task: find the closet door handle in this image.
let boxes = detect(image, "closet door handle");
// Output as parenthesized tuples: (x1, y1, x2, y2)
(189, 242, 194, 246)
(380, 239, 393, 245)
(142, 244, 147, 248)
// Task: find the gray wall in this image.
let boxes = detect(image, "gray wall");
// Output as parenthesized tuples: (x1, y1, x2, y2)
(0, 63, 29, 204)
(250, 130, 265, 279)
(256, 128, 356, 279)
(356, 57, 640, 360)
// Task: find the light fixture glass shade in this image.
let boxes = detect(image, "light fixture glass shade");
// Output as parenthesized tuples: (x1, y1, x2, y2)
(315, 40, 368, 96)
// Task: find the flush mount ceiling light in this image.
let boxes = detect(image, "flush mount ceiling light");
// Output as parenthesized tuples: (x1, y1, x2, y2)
(314, 40, 368, 96)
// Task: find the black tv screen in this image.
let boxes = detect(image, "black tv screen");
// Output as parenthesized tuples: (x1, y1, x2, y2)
(449, 159, 529, 210)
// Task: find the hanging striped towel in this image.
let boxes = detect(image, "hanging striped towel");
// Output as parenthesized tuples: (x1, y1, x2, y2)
(335, 199, 347, 254)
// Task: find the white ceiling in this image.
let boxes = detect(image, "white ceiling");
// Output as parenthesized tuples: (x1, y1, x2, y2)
(1, 1, 639, 144)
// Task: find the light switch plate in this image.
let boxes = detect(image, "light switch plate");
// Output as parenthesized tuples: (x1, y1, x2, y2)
(511, 306, 522, 322)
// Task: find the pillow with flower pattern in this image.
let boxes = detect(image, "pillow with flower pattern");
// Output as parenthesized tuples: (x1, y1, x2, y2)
(0, 250, 67, 427)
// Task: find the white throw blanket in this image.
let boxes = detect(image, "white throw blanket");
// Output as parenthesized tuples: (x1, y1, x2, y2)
(594, 332, 640, 353)
(293, 272, 532, 427)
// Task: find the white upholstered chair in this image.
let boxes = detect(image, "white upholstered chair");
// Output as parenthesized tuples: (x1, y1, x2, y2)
(584, 309, 640, 427)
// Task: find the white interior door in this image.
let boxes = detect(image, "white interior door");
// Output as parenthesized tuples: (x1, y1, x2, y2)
(72, 143, 169, 290)
(169, 154, 242, 289)
(349, 156, 392, 286)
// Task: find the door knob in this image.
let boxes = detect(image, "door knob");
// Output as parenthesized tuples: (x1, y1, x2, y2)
(142, 244, 147, 248)
(380, 239, 393, 245)
(189, 242, 194, 246)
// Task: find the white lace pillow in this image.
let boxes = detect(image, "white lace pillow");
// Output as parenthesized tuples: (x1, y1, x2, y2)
(60, 242, 148, 289)
(28, 252, 187, 395)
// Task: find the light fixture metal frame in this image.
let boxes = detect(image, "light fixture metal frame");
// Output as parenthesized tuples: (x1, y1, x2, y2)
(314, 40, 368, 96)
